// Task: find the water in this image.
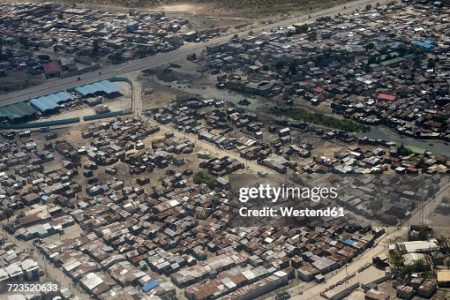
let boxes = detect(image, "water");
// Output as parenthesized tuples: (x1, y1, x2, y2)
(158, 79, 450, 156)
(355, 126, 450, 156)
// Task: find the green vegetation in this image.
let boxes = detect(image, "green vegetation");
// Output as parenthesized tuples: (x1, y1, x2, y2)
(418, 231, 430, 241)
(238, 99, 251, 106)
(368, 200, 383, 211)
(295, 23, 309, 34)
(434, 114, 449, 124)
(400, 260, 431, 278)
(193, 172, 217, 188)
(368, 52, 400, 64)
(270, 107, 370, 132)
(389, 250, 404, 269)
(405, 145, 425, 155)
(108, 52, 125, 64)
(275, 291, 291, 300)
(397, 144, 423, 156)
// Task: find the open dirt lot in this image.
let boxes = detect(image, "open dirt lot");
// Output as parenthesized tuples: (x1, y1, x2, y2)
(0, 0, 356, 34)
(0, 71, 46, 94)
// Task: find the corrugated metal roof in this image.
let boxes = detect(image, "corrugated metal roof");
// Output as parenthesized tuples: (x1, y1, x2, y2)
(30, 91, 72, 112)
(0, 102, 37, 121)
(75, 80, 121, 96)
(43, 61, 62, 75)
(142, 280, 159, 292)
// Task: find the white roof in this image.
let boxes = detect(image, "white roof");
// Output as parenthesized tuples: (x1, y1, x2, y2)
(399, 239, 439, 253)
(242, 270, 255, 280)
(81, 272, 103, 290)
(63, 258, 82, 272)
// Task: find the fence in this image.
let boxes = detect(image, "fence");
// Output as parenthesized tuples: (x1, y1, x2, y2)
(83, 109, 132, 121)
(0, 117, 80, 129)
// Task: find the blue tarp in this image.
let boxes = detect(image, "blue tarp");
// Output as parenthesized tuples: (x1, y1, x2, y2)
(75, 80, 121, 96)
(412, 40, 435, 50)
(142, 280, 159, 292)
(30, 92, 72, 113)
(344, 239, 356, 246)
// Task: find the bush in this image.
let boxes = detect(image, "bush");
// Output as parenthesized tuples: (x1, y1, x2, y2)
(193, 172, 217, 188)
(270, 107, 370, 132)
(238, 99, 251, 106)
(368, 200, 383, 211)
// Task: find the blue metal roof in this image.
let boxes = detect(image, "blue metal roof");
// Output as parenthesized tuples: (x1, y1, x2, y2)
(142, 280, 159, 292)
(391, 202, 407, 210)
(30, 92, 72, 113)
(74, 80, 121, 96)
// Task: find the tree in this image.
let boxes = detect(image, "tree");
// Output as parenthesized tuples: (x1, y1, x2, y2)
(0, 37, 3, 61)
(368, 200, 383, 211)
(418, 231, 429, 241)
(398, 89, 408, 99)
(275, 61, 285, 70)
(19, 36, 29, 49)
(289, 62, 297, 75)
(389, 250, 404, 269)
(437, 235, 450, 254)
(398, 144, 413, 156)
(427, 59, 435, 69)
(108, 52, 124, 64)
(296, 23, 309, 34)
(366, 42, 375, 50)
(193, 172, 217, 188)
(91, 39, 99, 57)
(413, 259, 429, 272)
(308, 30, 317, 41)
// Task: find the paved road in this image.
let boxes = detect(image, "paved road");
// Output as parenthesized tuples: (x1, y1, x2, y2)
(0, 0, 389, 106)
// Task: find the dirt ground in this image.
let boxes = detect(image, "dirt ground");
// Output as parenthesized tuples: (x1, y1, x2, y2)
(0, 70, 46, 94)
(0, 0, 354, 34)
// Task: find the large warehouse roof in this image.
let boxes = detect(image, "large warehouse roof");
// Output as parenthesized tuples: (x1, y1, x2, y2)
(30, 91, 72, 113)
(75, 80, 121, 96)
(0, 102, 37, 122)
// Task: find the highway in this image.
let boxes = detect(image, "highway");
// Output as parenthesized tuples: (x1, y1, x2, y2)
(0, 0, 389, 107)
